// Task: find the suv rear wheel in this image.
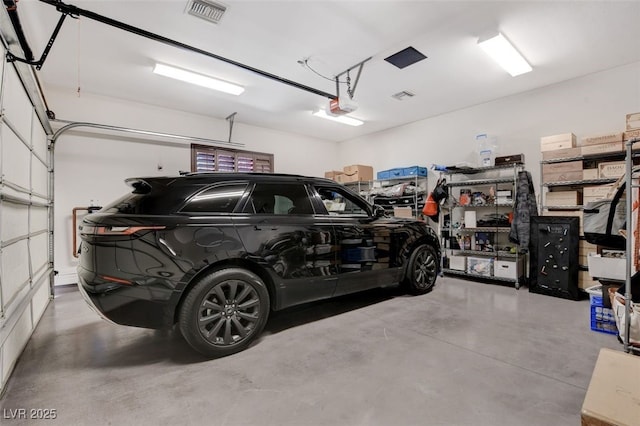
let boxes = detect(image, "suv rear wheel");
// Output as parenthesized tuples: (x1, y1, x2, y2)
(179, 268, 270, 357)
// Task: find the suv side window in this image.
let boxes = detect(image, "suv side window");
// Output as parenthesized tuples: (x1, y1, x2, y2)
(245, 182, 314, 215)
(315, 186, 369, 216)
(181, 183, 248, 213)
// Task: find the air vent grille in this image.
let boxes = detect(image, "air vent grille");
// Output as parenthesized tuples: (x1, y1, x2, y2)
(187, 0, 227, 24)
(392, 91, 415, 100)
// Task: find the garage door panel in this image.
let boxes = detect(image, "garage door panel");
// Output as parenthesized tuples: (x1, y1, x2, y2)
(32, 159, 48, 197)
(1, 124, 30, 190)
(1, 240, 30, 307)
(0, 44, 4, 97)
(30, 233, 48, 276)
(31, 277, 49, 326)
(31, 112, 47, 161)
(1, 306, 32, 385)
(0, 203, 28, 243)
(30, 206, 48, 233)
(2, 67, 32, 142)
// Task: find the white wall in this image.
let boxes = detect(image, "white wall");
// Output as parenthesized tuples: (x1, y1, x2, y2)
(338, 61, 640, 194)
(50, 88, 339, 284)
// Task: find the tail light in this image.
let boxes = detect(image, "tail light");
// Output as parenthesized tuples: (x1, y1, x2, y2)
(80, 225, 165, 236)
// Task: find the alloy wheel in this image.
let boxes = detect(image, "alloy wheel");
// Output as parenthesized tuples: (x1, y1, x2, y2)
(414, 247, 437, 289)
(198, 279, 261, 346)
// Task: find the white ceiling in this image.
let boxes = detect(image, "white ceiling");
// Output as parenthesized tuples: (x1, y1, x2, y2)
(13, 0, 640, 142)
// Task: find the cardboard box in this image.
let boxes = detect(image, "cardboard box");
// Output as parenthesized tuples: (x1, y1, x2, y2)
(580, 240, 598, 252)
(626, 112, 640, 131)
(580, 243, 597, 264)
(578, 270, 595, 290)
(581, 142, 624, 156)
(324, 170, 344, 180)
(540, 133, 576, 151)
(542, 147, 582, 161)
(393, 206, 413, 218)
(545, 190, 581, 206)
(494, 259, 524, 280)
(542, 160, 583, 175)
(598, 161, 626, 179)
(624, 128, 640, 141)
(583, 169, 599, 180)
(581, 132, 623, 146)
(341, 164, 373, 182)
(583, 185, 615, 200)
(448, 255, 466, 271)
(542, 170, 583, 183)
(581, 348, 640, 426)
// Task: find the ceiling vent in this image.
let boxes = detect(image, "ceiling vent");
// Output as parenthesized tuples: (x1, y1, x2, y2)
(186, 0, 227, 24)
(384, 47, 427, 69)
(392, 90, 415, 100)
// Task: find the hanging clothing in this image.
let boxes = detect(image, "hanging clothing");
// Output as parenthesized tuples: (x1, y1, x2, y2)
(509, 171, 538, 252)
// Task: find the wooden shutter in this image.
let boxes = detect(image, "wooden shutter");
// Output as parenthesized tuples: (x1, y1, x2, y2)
(193, 147, 216, 172)
(216, 150, 236, 172)
(254, 155, 272, 173)
(237, 153, 255, 172)
(191, 144, 273, 173)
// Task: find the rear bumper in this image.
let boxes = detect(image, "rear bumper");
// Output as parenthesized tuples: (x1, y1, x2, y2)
(77, 267, 176, 329)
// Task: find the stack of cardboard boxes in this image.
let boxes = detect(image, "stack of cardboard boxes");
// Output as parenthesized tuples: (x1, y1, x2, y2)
(540, 112, 640, 290)
(324, 164, 374, 183)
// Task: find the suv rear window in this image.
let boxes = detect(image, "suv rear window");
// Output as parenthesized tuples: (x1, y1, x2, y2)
(245, 183, 313, 215)
(181, 183, 248, 213)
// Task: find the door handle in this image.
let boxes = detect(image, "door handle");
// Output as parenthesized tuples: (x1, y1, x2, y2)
(254, 221, 278, 231)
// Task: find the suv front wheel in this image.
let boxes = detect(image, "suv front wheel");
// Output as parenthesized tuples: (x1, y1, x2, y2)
(404, 244, 438, 295)
(179, 268, 270, 357)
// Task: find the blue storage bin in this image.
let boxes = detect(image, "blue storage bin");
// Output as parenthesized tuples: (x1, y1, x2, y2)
(377, 170, 391, 180)
(403, 166, 428, 177)
(377, 168, 404, 180)
(389, 168, 404, 178)
(589, 293, 618, 335)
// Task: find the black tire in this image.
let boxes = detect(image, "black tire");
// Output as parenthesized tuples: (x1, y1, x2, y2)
(404, 244, 438, 295)
(179, 268, 270, 357)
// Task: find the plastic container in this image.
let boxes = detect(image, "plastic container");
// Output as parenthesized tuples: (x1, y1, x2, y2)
(476, 133, 496, 167)
(589, 293, 618, 335)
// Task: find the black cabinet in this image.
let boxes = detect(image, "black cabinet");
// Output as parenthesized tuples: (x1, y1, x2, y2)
(529, 216, 580, 300)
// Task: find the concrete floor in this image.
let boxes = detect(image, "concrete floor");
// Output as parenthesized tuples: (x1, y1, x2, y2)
(0, 277, 620, 426)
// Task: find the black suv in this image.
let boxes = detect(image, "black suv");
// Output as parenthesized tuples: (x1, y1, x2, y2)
(78, 173, 440, 356)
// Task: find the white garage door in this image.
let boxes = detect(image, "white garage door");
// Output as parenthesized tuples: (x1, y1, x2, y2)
(0, 42, 52, 392)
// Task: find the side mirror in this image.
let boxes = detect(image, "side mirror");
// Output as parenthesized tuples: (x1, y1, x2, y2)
(373, 204, 386, 218)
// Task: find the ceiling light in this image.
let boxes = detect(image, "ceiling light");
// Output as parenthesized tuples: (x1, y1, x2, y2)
(478, 33, 532, 77)
(153, 63, 244, 95)
(312, 109, 364, 127)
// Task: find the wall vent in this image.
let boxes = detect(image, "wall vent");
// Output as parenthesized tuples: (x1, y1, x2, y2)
(186, 0, 227, 24)
(392, 90, 415, 100)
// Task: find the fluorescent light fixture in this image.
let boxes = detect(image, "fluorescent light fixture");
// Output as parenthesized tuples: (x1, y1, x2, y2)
(478, 33, 532, 77)
(153, 63, 244, 95)
(312, 109, 364, 126)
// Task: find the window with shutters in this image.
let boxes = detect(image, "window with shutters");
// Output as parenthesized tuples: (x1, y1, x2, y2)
(191, 145, 273, 173)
